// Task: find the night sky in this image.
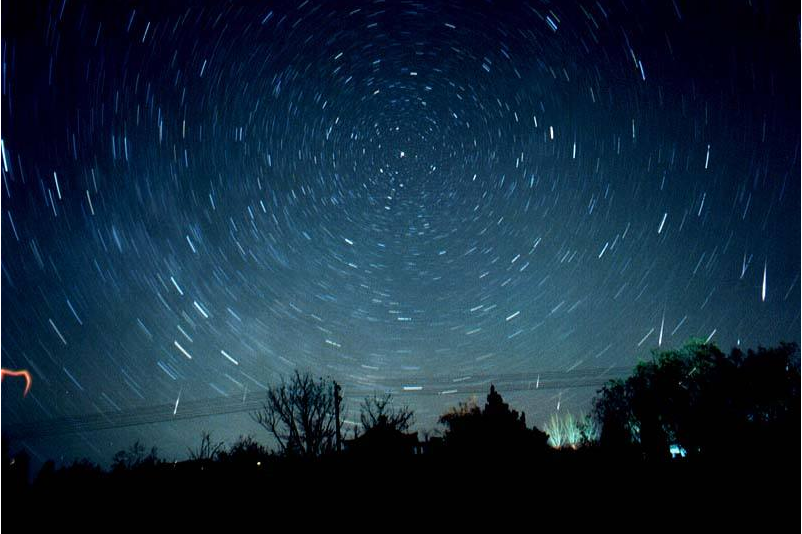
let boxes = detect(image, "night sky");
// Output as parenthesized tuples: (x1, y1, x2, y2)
(1, 0, 799, 467)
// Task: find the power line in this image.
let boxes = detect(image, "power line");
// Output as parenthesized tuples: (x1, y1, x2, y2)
(5, 367, 631, 440)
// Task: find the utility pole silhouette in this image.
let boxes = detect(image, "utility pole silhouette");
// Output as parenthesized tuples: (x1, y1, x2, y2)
(334, 381, 343, 453)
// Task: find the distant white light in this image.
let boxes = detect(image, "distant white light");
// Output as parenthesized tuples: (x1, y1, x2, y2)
(669, 444, 686, 458)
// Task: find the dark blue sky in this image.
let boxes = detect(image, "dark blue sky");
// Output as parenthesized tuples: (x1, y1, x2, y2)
(1, 0, 799, 467)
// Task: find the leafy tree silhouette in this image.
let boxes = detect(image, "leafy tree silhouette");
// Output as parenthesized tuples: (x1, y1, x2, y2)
(439, 385, 549, 458)
(591, 340, 800, 460)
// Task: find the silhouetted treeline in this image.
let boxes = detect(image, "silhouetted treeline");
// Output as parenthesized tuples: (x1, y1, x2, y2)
(593, 340, 800, 461)
(2, 341, 799, 528)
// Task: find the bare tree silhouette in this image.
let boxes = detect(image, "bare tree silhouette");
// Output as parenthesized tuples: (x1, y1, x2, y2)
(187, 431, 225, 462)
(251, 370, 339, 458)
(359, 393, 414, 434)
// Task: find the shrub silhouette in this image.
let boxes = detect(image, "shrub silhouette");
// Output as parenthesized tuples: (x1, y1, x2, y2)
(217, 435, 270, 467)
(111, 441, 161, 472)
(347, 393, 417, 456)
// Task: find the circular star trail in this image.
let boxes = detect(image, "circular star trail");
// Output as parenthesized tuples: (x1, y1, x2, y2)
(1, 0, 798, 464)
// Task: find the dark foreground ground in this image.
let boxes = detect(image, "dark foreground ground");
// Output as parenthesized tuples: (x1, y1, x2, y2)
(3, 448, 799, 531)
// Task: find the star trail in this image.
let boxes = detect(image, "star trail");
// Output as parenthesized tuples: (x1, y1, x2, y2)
(1, 0, 798, 465)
